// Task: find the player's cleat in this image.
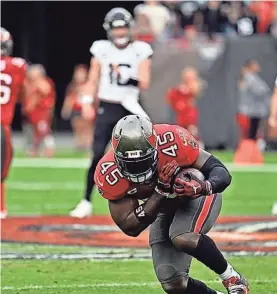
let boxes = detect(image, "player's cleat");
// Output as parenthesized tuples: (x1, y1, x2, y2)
(271, 201, 277, 216)
(0, 210, 7, 219)
(70, 199, 92, 218)
(222, 274, 249, 294)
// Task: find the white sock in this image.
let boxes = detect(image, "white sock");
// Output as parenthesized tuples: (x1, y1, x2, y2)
(219, 263, 240, 280)
(216, 292, 224, 294)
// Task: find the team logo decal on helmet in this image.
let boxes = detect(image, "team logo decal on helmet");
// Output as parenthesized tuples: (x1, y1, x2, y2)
(112, 115, 158, 184)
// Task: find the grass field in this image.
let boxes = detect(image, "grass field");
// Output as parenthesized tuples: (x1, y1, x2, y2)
(1, 151, 277, 293)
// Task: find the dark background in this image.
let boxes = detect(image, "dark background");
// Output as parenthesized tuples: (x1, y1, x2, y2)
(2, 1, 141, 129)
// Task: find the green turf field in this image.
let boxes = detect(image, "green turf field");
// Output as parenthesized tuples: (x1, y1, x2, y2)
(1, 151, 277, 293)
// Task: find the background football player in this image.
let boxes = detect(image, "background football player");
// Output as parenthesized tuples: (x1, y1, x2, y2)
(0, 27, 27, 218)
(70, 8, 152, 218)
(22, 64, 56, 157)
(94, 115, 249, 294)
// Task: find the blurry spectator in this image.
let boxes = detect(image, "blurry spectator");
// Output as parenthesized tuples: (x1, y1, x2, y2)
(61, 64, 93, 151)
(219, 1, 244, 34)
(134, 0, 171, 41)
(174, 0, 203, 33)
(267, 4, 277, 38)
(249, 1, 275, 33)
(167, 67, 204, 140)
(237, 60, 271, 142)
(23, 64, 56, 157)
(235, 5, 258, 36)
(202, 1, 225, 38)
(162, 1, 181, 38)
(132, 13, 156, 45)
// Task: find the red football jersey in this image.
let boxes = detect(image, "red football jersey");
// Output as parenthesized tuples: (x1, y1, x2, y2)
(0, 56, 27, 125)
(94, 124, 200, 201)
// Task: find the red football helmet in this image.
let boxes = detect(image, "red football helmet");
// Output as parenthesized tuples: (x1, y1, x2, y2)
(1, 27, 13, 56)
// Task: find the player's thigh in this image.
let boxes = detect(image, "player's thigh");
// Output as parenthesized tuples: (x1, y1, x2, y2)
(1, 125, 13, 182)
(169, 194, 222, 239)
(151, 240, 192, 284)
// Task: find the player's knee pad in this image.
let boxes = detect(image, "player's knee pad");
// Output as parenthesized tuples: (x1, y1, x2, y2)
(160, 271, 189, 294)
(171, 232, 200, 254)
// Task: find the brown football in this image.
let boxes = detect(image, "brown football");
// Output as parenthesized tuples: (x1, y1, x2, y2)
(174, 167, 205, 188)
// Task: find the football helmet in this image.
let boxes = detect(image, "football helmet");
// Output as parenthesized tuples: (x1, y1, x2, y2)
(0, 27, 13, 56)
(112, 115, 158, 184)
(103, 8, 134, 47)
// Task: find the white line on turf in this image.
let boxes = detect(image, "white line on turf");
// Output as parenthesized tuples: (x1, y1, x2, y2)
(12, 158, 277, 172)
(1, 280, 275, 291)
(7, 182, 83, 190)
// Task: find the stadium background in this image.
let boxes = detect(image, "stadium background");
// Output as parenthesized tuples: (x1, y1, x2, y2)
(2, 1, 139, 130)
(1, 1, 277, 294)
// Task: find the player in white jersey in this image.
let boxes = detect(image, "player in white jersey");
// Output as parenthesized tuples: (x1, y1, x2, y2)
(269, 76, 277, 215)
(70, 7, 153, 218)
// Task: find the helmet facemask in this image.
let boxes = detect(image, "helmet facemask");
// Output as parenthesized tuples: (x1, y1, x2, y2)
(103, 8, 134, 47)
(115, 149, 158, 184)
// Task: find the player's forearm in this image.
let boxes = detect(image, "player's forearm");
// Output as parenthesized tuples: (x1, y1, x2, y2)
(200, 155, 232, 194)
(137, 59, 151, 90)
(121, 192, 164, 237)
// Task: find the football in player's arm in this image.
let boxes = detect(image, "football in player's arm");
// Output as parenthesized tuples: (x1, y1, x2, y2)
(95, 122, 231, 237)
(107, 145, 230, 238)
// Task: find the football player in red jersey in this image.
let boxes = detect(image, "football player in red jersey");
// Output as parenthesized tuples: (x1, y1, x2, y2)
(94, 115, 249, 294)
(0, 27, 27, 218)
(23, 64, 56, 157)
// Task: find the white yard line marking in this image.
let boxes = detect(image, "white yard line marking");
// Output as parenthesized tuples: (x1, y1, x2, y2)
(7, 182, 83, 190)
(1, 280, 275, 291)
(12, 158, 277, 172)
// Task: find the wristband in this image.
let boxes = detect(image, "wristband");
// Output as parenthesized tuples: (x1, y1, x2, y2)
(204, 181, 213, 195)
(79, 94, 94, 104)
(134, 205, 154, 224)
(154, 186, 169, 197)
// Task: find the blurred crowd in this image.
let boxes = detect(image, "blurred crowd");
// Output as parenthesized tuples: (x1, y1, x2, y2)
(20, 1, 277, 156)
(132, 0, 277, 44)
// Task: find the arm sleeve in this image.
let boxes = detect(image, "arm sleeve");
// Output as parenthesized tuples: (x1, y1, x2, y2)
(200, 155, 232, 194)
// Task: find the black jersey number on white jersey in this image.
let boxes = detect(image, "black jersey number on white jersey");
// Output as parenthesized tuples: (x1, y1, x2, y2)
(109, 63, 131, 86)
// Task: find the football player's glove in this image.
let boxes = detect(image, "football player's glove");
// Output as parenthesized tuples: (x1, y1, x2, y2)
(155, 160, 180, 197)
(174, 172, 212, 198)
(0, 27, 13, 56)
(222, 274, 249, 294)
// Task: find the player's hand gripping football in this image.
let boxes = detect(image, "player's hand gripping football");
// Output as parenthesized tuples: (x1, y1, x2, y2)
(173, 172, 212, 198)
(155, 160, 180, 197)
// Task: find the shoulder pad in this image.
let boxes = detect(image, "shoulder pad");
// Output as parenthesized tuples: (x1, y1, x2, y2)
(89, 40, 111, 59)
(155, 124, 200, 167)
(94, 150, 130, 200)
(11, 57, 27, 69)
(132, 41, 153, 60)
